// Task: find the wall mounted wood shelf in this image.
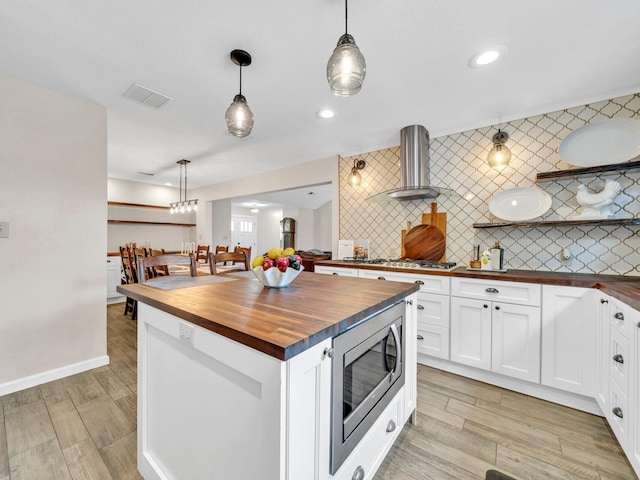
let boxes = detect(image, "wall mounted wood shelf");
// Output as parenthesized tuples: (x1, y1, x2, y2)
(108, 201, 171, 210)
(473, 218, 640, 229)
(108, 220, 196, 227)
(536, 159, 640, 182)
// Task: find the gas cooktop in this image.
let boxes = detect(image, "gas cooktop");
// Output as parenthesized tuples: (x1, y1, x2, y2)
(357, 258, 458, 271)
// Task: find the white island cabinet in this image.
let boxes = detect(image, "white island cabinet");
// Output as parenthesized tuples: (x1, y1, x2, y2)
(135, 293, 417, 480)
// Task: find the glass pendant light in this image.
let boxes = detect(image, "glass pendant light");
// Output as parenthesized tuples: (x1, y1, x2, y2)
(327, 0, 366, 96)
(225, 49, 254, 138)
(487, 129, 512, 169)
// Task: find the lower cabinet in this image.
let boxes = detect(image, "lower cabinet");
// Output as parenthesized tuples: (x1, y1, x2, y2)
(450, 296, 541, 382)
(540, 285, 598, 397)
(106, 256, 125, 304)
(416, 292, 450, 360)
(632, 313, 640, 473)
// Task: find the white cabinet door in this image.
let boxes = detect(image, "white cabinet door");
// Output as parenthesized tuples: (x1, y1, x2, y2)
(596, 293, 611, 412)
(632, 309, 640, 475)
(106, 256, 124, 303)
(491, 302, 541, 383)
(314, 266, 359, 277)
(541, 285, 598, 396)
(404, 293, 418, 421)
(450, 297, 491, 370)
(287, 338, 332, 480)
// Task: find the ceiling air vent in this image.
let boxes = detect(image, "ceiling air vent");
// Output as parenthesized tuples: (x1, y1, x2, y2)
(123, 83, 172, 109)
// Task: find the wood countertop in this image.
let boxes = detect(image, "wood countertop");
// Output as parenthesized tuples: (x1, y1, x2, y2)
(315, 260, 640, 309)
(118, 271, 419, 361)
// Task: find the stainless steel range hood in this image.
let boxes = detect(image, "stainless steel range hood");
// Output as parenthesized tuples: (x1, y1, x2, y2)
(367, 125, 457, 203)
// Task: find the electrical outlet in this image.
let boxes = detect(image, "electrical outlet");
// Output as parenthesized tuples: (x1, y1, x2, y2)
(560, 248, 573, 266)
(179, 322, 194, 345)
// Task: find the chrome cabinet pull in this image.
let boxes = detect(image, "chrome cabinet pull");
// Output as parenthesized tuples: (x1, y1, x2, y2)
(601, 298, 609, 304)
(614, 312, 624, 321)
(485, 287, 499, 293)
(332, 272, 339, 275)
(377, 276, 386, 280)
(613, 354, 624, 364)
(417, 335, 424, 340)
(406, 300, 413, 306)
(386, 420, 396, 433)
(483, 304, 489, 308)
(612, 407, 624, 419)
(415, 280, 424, 285)
(495, 305, 500, 310)
(323, 347, 334, 358)
(352, 466, 365, 480)
(417, 304, 425, 310)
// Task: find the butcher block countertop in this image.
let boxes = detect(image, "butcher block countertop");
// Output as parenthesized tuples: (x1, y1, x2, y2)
(315, 260, 640, 310)
(118, 271, 418, 360)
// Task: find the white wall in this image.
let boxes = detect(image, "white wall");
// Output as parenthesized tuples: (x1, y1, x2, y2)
(0, 73, 108, 394)
(194, 156, 340, 256)
(107, 178, 196, 252)
(257, 208, 284, 256)
(314, 201, 332, 251)
(211, 199, 232, 250)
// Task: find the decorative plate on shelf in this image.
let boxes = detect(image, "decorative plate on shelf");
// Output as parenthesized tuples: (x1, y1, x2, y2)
(559, 118, 640, 167)
(489, 187, 552, 221)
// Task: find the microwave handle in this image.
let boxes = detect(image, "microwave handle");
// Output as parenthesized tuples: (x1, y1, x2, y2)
(389, 323, 401, 380)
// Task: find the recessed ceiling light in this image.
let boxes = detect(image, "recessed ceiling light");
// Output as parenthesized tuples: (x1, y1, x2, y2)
(164, 182, 172, 186)
(468, 45, 508, 68)
(317, 109, 335, 119)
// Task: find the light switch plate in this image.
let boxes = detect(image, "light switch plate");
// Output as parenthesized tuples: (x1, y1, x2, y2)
(0, 222, 8, 238)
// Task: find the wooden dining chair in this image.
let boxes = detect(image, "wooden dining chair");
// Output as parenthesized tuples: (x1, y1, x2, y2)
(233, 246, 252, 265)
(209, 251, 249, 275)
(148, 248, 167, 277)
(119, 246, 138, 320)
(196, 245, 210, 264)
(137, 254, 197, 284)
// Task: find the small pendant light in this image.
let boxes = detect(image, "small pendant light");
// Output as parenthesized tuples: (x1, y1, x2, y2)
(487, 129, 512, 169)
(327, 0, 366, 96)
(225, 49, 254, 138)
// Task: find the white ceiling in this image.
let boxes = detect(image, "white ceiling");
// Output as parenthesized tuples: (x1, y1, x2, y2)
(232, 183, 332, 210)
(2, 1, 640, 191)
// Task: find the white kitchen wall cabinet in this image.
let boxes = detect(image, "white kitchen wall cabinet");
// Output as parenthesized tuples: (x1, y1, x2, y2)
(541, 285, 598, 397)
(106, 256, 125, 304)
(314, 266, 359, 277)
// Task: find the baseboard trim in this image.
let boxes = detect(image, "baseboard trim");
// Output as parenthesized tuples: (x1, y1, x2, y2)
(0, 355, 110, 396)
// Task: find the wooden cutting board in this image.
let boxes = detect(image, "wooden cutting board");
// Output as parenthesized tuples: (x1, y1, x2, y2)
(403, 224, 446, 261)
(421, 202, 447, 261)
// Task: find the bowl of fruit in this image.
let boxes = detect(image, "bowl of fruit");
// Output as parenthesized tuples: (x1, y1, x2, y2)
(251, 247, 305, 288)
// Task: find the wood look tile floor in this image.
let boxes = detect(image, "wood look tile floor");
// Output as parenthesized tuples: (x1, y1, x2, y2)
(0, 304, 637, 479)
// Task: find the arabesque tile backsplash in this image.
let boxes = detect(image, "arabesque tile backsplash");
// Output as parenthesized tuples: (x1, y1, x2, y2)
(339, 93, 640, 276)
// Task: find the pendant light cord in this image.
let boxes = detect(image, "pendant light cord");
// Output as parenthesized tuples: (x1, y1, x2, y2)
(345, 0, 348, 34)
(239, 65, 243, 96)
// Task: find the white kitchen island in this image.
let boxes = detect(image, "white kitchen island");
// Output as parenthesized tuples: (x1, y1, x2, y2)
(119, 272, 418, 480)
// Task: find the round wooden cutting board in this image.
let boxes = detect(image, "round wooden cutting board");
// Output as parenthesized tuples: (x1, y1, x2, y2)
(403, 224, 446, 261)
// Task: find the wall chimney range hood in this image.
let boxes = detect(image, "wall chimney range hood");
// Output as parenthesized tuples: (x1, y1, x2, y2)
(367, 125, 457, 203)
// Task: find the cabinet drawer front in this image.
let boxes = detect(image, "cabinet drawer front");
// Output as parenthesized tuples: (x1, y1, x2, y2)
(358, 270, 450, 294)
(607, 380, 629, 448)
(452, 277, 541, 306)
(610, 297, 634, 339)
(417, 326, 449, 360)
(609, 327, 629, 395)
(314, 266, 358, 277)
(333, 390, 403, 480)
(417, 292, 450, 327)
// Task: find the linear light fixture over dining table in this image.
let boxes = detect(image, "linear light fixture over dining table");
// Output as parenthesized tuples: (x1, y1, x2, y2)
(170, 159, 199, 213)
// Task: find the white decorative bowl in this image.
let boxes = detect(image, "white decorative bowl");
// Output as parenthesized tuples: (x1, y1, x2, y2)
(252, 265, 304, 288)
